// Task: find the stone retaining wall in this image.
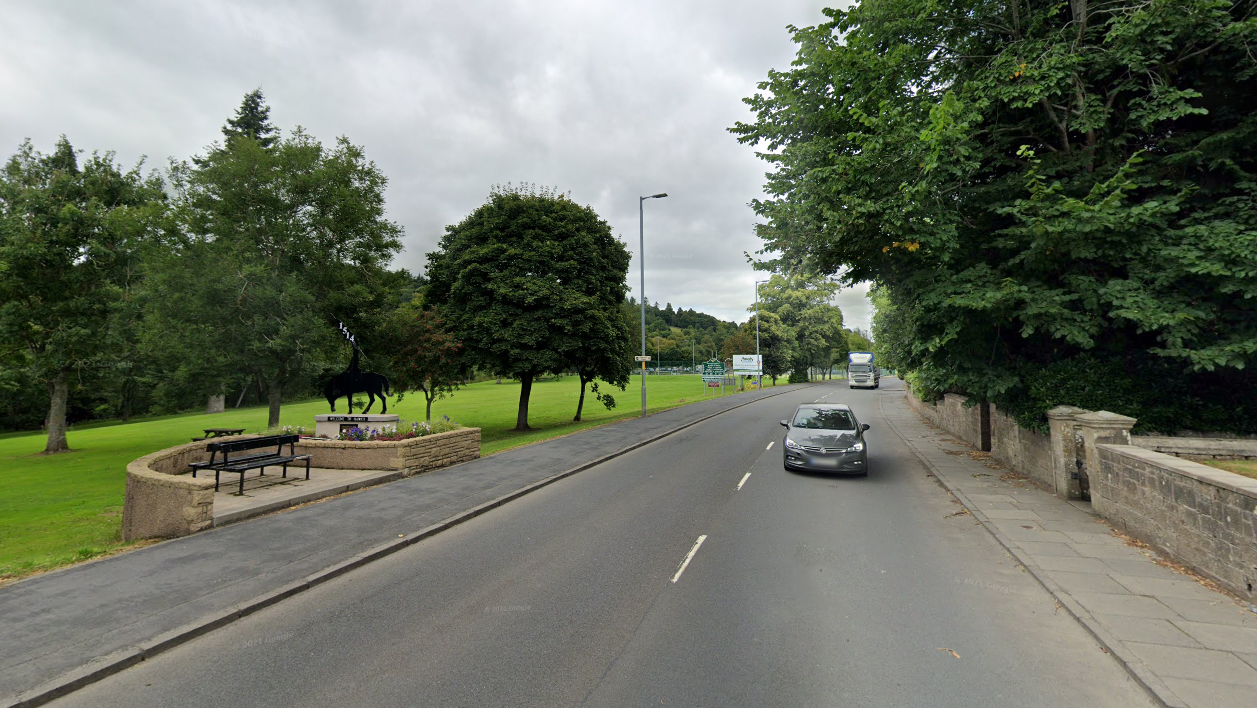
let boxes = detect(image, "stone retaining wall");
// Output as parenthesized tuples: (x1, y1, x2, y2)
(122, 428, 481, 541)
(1095, 444, 1257, 602)
(121, 439, 228, 541)
(294, 427, 480, 474)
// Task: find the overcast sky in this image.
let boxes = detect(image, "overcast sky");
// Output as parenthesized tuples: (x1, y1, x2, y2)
(0, 0, 871, 331)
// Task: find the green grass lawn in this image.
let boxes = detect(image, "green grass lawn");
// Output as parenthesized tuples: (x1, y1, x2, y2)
(0, 374, 766, 580)
(1204, 459, 1257, 482)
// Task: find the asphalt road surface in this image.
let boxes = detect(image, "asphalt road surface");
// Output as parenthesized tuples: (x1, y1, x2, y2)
(50, 378, 1156, 707)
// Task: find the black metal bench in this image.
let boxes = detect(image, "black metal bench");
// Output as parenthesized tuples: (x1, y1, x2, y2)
(190, 434, 311, 495)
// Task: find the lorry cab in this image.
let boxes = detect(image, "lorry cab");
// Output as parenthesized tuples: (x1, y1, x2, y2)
(847, 352, 880, 389)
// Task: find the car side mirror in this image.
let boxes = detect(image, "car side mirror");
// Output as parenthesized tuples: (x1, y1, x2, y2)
(862, 423, 871, 431)
(779, 420, 789, 428)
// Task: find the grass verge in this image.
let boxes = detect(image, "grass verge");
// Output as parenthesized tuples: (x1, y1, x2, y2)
(1, 375, 769, 581)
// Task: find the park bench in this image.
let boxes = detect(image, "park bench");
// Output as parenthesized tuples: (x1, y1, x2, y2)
(190, 434, 311, 495)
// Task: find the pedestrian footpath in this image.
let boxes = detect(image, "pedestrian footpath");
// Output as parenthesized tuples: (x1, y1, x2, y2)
(0, 384, 807, 708)
(880, 391, 1257, 708)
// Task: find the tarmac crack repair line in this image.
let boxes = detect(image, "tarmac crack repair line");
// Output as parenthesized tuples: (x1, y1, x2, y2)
(670, 536, 708, 583)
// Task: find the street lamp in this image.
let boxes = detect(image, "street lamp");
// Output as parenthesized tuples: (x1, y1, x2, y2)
(755, 278, 770, 389)
(639, 192, 668, 416)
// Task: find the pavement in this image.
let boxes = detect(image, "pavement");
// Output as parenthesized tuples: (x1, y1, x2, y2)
(0, 383, 804, 708)
(37, 379, 1158, 707)
(212, 467, 402, 526)
(880, 390, 1257, 708)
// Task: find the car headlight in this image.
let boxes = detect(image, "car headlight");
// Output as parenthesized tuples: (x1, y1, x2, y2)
(849, 442, 864, 452)
(785, 438, 801, 450)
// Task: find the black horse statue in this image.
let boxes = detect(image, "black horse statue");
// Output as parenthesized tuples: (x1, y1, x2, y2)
(324, 347, 391, 414)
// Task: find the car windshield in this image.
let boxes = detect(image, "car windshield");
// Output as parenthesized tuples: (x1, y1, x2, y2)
(792, 408, 856, 430)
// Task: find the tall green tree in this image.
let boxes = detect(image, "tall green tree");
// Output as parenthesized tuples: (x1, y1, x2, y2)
(734, 0, 1257, 431)
(384, 299, 464, 422)
(425, 185, 631, 430)
(0, 138, 165, 452)
(147, 94, 402, 427)
(746, 311, 793, 384)
(222, 88, 278, 148)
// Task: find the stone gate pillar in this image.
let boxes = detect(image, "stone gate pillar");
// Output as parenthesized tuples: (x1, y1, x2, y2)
(1047, 406, 1087, 499)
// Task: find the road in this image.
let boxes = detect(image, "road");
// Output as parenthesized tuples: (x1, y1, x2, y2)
(50, 378, 1156, 707)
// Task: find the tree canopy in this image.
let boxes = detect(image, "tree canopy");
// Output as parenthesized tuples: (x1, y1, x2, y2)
(735, 0, 1257, 432)
(424, 184, 631, 430)
(0, 137, 166, 451)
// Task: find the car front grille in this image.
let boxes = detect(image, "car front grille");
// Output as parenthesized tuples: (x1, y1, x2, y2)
(800, 444, 850, 453)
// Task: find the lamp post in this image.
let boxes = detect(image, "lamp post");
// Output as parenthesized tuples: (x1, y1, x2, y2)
(639, 192, 668, 416)
(755, 278, 770, 389)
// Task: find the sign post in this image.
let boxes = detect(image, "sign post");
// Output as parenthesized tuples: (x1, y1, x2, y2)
(701, 359, 725, 396)
(732, 355, 762, 390)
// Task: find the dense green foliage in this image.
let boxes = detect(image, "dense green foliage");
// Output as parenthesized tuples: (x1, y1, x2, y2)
(0, 138, 167, 451)
(737, 0, 1257, 433)
(425, 185, 632, 430)
(147, 96, 402, 428)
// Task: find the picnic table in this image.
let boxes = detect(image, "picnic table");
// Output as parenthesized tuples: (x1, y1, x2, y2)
(192, 428, 246, 442)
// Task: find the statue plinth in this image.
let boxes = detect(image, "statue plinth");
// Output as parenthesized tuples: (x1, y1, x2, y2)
(314, 414, 400, 439)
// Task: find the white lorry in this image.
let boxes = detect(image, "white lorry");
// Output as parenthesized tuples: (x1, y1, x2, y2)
(847, 351, 880, 389)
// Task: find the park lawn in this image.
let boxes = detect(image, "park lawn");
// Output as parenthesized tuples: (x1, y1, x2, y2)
(0, 374, 762, 581)
(1203, 459, 1257, 482)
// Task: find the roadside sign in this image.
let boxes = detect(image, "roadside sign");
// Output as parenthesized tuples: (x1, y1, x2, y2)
(732, 354, 762, 375)
(701, 360, 725, 382)
(634, 356, 652, 362)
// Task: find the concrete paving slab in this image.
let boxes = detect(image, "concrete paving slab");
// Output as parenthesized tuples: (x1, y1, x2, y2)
(1102, 558, 1185, 579)
(1044, 570, 1132, 595)
(1092, 614, 1205, 648)
(1172, 621, 1257, 653)
(1033, 555, 1113, 574)
(1125, 642, 1257, 686)
(1014, 541, 1082, 557)
(1162, 677, 1257, 708)
(1069, 542, 1153, 561)
(1158, 596, 1257, 628)
(982, 509, 1042, 520)
(1070, 592, 1180, 619)
(1113, 574, 1228, 601)
(212, 467, 400, 525)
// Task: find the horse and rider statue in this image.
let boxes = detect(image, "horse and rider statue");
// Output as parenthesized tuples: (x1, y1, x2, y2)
(324, 345, 391, 414)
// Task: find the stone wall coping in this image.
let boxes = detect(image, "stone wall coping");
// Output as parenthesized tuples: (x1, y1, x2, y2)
(1076, 410, 1137, 427)
(1097, 443, 1257, 499)
(1045, 405, 1088, 420)
(299, 427, 480, 449)
(1133, 436, 1257, 456)
(128, 449, 215, 490)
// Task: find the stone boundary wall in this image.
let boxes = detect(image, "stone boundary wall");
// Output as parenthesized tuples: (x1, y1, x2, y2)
(904, 390, 988, 450)
(990, 404, 1054, 488)
(1133, 436, 1257, 462)
(294, 427, 480, 474)
(1095, 444, 1257, 602)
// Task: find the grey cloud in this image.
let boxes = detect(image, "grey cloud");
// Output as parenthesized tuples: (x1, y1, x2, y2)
(0, 0, 868, 327)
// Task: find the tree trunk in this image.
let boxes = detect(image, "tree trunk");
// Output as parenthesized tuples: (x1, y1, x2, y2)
(516, 372, 533, 431)
(425, 389, 434, 422)
(267, 379, 283, 429)
(574, 374, 588, 422)
(43, 369, 71, 454)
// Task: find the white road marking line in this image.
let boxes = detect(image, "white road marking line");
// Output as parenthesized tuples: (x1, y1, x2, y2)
(737, 472, 751, 490)
(766, 441, 774, 450)
(671, 535, 707, 583)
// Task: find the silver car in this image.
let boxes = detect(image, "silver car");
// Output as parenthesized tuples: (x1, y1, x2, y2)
(780, 404, 870, 475)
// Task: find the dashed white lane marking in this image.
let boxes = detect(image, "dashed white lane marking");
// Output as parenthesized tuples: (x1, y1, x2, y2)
(737, 472, 751, 490)
(766, 441, 774, 450)
(671, 535, 708, 583)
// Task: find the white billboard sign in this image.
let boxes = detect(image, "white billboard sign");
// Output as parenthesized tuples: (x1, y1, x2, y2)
(732, 354, 762, 375)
